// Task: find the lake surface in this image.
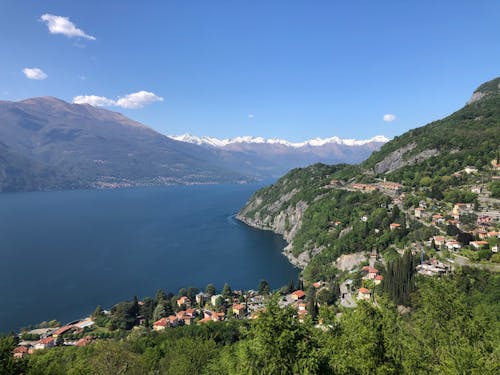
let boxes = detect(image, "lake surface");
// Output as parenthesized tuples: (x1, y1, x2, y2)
(0, 184, 298, 332)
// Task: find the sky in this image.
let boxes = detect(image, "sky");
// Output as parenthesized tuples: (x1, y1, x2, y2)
(0, 1, 499, 141)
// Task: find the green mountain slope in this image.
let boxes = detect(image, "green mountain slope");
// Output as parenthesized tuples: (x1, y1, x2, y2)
(238, 77, 500, 282)
(363, 77, 500, 184)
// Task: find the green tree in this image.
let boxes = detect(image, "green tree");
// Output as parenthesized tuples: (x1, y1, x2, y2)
(155, 289, 167, 302)
(0, 335, 26, 375)
(205, 283, 216, 297)
(258, 279, 270, 295)
(222, 283, 232, 299)
(153, 303, 167, 322)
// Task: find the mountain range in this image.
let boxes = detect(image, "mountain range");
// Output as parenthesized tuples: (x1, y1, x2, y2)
(0, 97, 387, 192)
(168, 134, 388, 179)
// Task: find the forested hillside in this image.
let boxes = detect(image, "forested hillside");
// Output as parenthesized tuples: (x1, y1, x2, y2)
(1, 268, 498, 374)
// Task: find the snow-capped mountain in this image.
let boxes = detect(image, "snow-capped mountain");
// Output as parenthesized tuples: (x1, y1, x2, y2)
(167, 133, 389, 179)
(169, 134, 390, 148)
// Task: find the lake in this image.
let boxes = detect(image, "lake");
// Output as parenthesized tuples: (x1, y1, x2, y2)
(0, 184, 298, 332)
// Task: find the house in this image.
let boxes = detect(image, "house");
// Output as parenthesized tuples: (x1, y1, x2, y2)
(432, 214, 445, 225)
(487, 231, 500, 238)
(453, 203, 474, 217)
(34, 337, 55, 350)
(297, 309, 308, 322)
(176, 296, 191, 308)
(52, 325, 75, 337)
(362, 266, 379, 279)
(432, 236, 446, 247)
(210, 294, 223, 306)
(75, 336, 93, 347)
(351, 183, 378, 192)
(417, 259, 450, 276)
(291, 290, 306, 301)
(153, 316, 179, 330)
(312, 281, 324, 289)
(13, 346, 29, 358)
(357, 288, 371, 301)
(464, 166, 478, 174)
(374, 275, 384, 285)
(445, 240, 462, 251)
(297, 302, 307, 312)
(414, 207, 425, 218)
(478, 216, 492, 225)
(471, 186, 482, 194)
(380, 182, 403, 194)
(74, 318, 94, 330)
(232, 304, 246, 317)
(200, 310, 226, 322)
(470, 241, 489, 250)
(390, 223, 401, 230)
(195, 292, 208, 306)
(176, 308, 196, 325)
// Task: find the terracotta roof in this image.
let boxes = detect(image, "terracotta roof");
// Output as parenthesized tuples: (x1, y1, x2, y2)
(39, 337, 54, 345)
(53, 325, 74, 336)
(358, 288, 370, 294)
(153, 318, 168, 327)
(291, 290, 305, 298)
(13, 346, 29, 354)
(390, 223, 401, 227)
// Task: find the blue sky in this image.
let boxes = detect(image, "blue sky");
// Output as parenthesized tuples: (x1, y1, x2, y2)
(0, 1, 499, 141)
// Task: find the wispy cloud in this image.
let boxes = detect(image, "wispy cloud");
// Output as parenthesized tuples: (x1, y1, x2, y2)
(383, 113, 396, 122)
(248, 114, 254, 119)
(73, 91, 164, 109)
(22, 67, 48, 80)
(40, 14, 96, 40)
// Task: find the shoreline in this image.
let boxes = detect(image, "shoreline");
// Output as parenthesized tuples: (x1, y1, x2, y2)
(235, 213, 307, 269)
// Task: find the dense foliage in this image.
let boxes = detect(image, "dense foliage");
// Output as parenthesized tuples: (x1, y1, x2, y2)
(1, 268, 498, 374)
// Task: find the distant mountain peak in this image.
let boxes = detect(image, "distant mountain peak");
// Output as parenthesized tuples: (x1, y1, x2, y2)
(168, 134, 390, 148)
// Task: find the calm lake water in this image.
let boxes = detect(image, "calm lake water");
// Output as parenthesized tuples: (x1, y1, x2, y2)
(0, 184, 298, 332)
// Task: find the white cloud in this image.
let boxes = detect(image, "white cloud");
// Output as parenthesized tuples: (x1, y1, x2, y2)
(22, 67, 48, 80)
(40, 14, 96, 40)
(115, 91, 164, 109)
(383, 113, 396, 122)
(73, 95, 115, 107)
(72, 91, 163, 109)
(248, 114, 254, 119)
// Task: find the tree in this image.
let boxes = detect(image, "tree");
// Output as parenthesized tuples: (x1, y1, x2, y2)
(383, 250, 417, 305)
(155, 289, 167, 303)
(187, 287, 199, 302)
(92, 305, 104, 319)
(152, 303, 166, 322)
(0, 335, 26, 375)
(258, 279, 270, 294)
(222, 283, 232, 299)
(140, 297, 155, 322)
(205, 283, 216, 297)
